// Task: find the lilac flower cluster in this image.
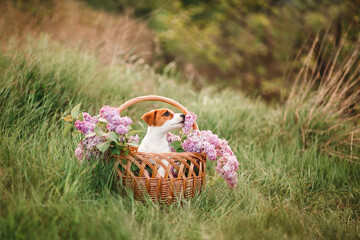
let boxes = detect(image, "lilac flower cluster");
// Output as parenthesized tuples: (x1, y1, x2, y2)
(74, 110, 104, 161)
(128, 134, 140, 143)
(182, 112, 197, 134)
(215, 153, 239, 188)
(100, 106, 132, 135)
(167, 132, 181, 143)
(83, 112, 99, 124)
(74, 106, 135, 162)
(74, 112, 98, 135)
(75, 136, 105, 162)
(182, 130, 239, 188)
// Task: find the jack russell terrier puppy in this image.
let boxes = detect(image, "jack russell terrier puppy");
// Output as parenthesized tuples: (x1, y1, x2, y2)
(138, 108, 185, 177)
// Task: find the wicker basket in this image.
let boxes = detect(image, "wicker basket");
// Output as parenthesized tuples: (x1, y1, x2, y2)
(115, 95, 207, 204)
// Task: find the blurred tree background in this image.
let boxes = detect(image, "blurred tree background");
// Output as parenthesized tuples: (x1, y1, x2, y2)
(4, 0, 360, 102)
(79, 0, 359, 102)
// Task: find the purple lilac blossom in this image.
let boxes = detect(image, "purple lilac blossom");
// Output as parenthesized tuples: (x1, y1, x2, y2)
(100, 106, 131, 135)
(74, 120, 95, 135)
(75, 135, 106, 162)
(182, 112, 197, 134)
(128, 134, 140, 143)
(74, 106, 134, 161)
(75, 142, 84, 161)
(167, 132, 181, 143)
(82, 135, 106, 160)
(99, 106, 118, 121)
(116, 125, 128, 135)
(120, 116, 132, 126)
(82, 112, 99, 124)
(182, 130, 239, 188)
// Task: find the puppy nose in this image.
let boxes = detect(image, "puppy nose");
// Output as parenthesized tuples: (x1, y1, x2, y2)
(181, 114, 185, 119)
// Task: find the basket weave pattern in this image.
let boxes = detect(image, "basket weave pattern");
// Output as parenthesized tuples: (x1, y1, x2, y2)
(115, 95, 206, 204)
(115, 152, 206, 204)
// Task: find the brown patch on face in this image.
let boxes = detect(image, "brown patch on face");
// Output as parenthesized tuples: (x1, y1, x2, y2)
(141, 108, 174, 127)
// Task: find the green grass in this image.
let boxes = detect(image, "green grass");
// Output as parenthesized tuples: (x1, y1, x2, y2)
(0, 36, 359, 240)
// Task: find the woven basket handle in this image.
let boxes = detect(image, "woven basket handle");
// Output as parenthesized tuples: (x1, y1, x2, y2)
(118, 95, 198, 130)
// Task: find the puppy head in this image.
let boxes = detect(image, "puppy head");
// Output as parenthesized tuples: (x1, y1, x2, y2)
(141, 108, 185, 132)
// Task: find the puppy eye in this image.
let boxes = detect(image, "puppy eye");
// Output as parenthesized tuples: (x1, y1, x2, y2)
(162, 111, 170, 116)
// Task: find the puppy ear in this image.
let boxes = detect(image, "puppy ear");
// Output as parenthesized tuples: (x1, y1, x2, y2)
(141, 110, 156, 126)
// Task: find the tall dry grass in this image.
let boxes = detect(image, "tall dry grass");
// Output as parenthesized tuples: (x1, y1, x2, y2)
(0, 0, 157, 65)
(284, 31, 360, 163)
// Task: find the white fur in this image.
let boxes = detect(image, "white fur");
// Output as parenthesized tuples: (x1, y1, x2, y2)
(138, 113, 184, 177)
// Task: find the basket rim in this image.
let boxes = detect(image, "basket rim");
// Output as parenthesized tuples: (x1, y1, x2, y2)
(129, 151, 206, 156)
(115, 151, 207, 179)
(116, 151, 207, 161)
(119, 172, 206, 180)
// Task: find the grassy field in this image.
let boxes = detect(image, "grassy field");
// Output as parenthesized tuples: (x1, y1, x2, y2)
(0, 36, 359, 240)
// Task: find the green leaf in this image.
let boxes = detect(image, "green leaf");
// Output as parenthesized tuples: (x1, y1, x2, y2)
(111, 148, 121, 155)
(105, 132, 118, 142)
(98, 117, 108, 123)
(96, 121, 106, 128)
(78, 112, 84, 121)
(71, 103, 81, 119)
(127, 129, 144, 135)
(171, 140, 185, 153)
(62, 123, 73, 137)
(84, 132, 96, 138)
(72, 131, 82, 136)
(94, 125, 106, 136)
(171, 140, 182, 149)
(96, 141, 111, 153)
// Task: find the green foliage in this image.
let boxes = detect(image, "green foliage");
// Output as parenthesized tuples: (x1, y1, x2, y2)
(79, 0, 158, 16)
(79, 0, 359, 102)
(155, 0, 358, 99)
(70, 103, 82, 119)
(170, 140, 185, 152)
(6, 0, 359, 103)
(0, 37, 359, 239)
(9, 0, 55, 16)
(95, 141, 111, 153)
